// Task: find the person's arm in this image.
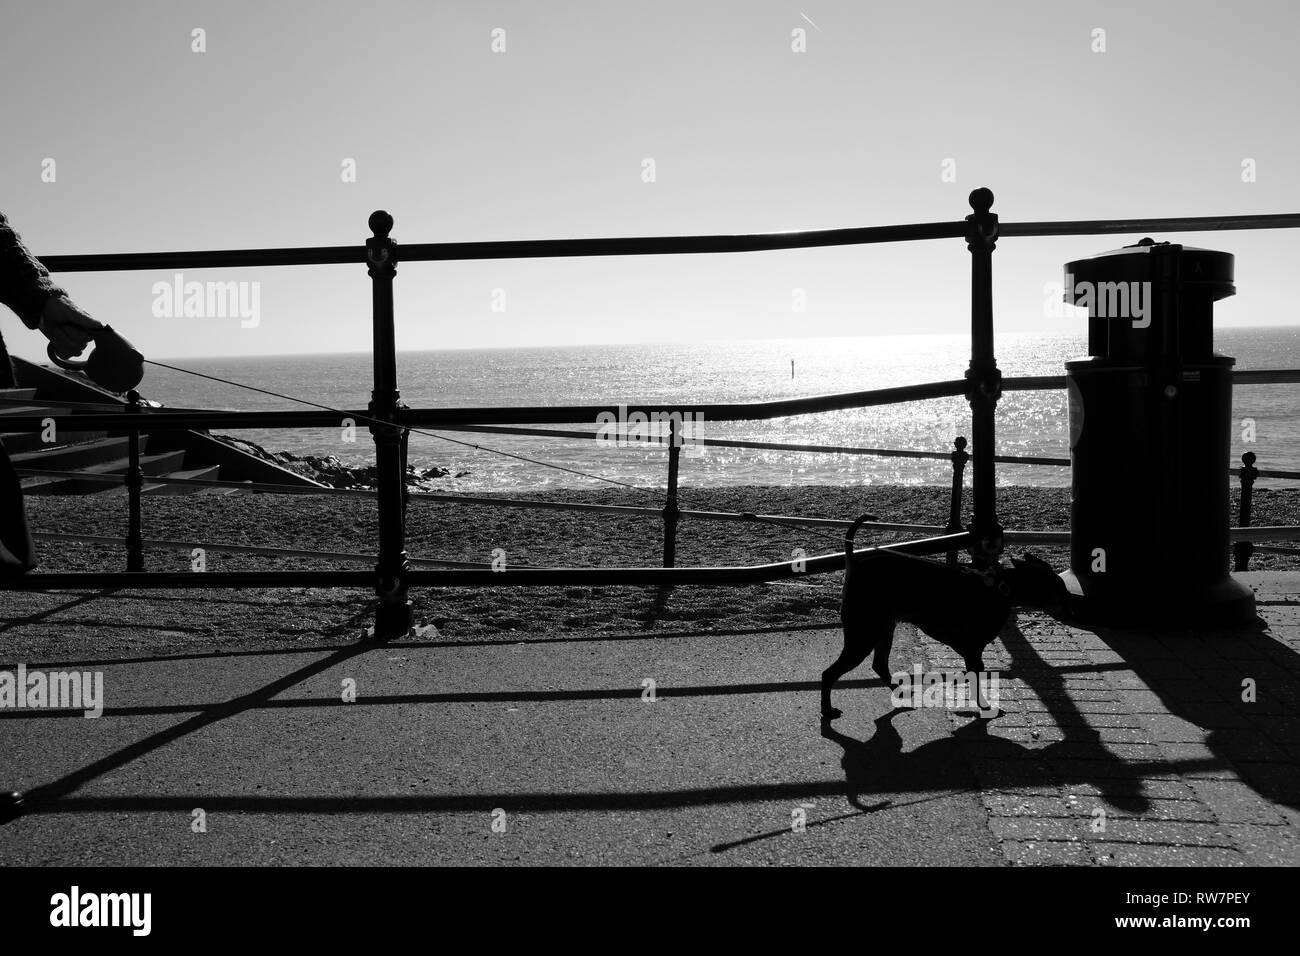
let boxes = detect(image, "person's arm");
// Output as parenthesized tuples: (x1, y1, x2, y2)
(0, 211, 100, 356)
(0, 211, 68, 329)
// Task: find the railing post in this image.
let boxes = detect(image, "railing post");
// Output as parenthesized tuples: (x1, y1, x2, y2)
(366, 210, 412, 638)
(125, 388, 144, 571)
(663, 417, 681, 567)
(964, 187, 1003, 569)
(1234, 451, 1258, 572)
(946, 435, 969, 565)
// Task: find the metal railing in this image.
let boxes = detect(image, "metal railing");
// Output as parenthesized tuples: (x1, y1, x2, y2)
(6, 191, 1300, 638)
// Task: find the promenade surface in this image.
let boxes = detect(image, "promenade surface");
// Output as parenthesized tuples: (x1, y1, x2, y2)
(1, 572, 1298, 866)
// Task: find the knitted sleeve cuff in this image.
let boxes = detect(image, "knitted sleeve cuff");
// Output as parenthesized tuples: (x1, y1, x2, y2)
(14, 285, 68, 331)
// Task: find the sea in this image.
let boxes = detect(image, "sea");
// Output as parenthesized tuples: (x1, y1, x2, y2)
(134, 328, 1300, 492)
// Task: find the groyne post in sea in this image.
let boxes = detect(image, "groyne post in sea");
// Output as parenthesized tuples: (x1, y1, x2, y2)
(662, 417, 682, 568)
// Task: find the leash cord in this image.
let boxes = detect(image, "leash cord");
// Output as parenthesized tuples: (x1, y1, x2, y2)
(140, 359, 855, 549)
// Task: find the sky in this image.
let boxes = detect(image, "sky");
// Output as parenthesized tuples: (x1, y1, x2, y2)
(1, 0, 1297, 360)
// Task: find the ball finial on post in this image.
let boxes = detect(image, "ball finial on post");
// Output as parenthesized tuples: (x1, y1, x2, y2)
(369, 210, 394, 238)
(968, 188, 995, 215)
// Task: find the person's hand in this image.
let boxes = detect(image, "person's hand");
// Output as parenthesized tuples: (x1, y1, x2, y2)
(38, 295, 103, 358)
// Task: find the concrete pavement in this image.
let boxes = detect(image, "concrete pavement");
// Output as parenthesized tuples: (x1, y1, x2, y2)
(2, 573, 1298, 865)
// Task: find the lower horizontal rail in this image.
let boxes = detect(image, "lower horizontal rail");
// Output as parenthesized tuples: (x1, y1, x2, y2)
(14, 467, 947, 530)
(13, 453, 1298, 484)
(1230, 526, 1300, 541)
(0, 532, 970, 590)
(31, 532, 495, 568)
(14, 527, 1296, 593)
(443, 424, 1075, 466)
(3, 569, 372, 589)
(1002, 530, 1070, 544)
(992, 528, 1300, 544)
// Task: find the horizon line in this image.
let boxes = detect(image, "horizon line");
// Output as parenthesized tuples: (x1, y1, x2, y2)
(138, 322, 1300, 364)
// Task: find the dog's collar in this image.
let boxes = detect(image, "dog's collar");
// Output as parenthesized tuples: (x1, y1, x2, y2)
(961, 564, 1012, 597)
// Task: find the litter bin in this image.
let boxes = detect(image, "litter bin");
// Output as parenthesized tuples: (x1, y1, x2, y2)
(1060, 238, 1255, 626)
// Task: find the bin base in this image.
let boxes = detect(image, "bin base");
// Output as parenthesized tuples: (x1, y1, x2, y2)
(1059, 571, 1257, 630)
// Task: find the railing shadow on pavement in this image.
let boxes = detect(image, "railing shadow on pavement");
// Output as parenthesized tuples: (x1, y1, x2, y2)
(0, 621, 839, 671)
(1086, 619, 1300, 813)
(4, 633, 1231, 822)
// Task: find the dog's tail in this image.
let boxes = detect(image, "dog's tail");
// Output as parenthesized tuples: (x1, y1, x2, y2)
(844, 512, 877, 565)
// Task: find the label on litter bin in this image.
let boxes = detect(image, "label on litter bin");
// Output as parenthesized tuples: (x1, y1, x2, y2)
(1068, 378, 1084, 450)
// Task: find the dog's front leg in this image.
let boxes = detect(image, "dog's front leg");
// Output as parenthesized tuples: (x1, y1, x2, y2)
(963, 653, 998, 717)
(872, 625, 897, 686)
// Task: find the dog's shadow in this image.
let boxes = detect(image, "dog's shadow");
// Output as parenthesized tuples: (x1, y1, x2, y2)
(818, 709, 971, 812)
(821, 706, 1150, 815)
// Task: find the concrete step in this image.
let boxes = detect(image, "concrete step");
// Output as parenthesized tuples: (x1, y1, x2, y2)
(0, 429, 110, 454)
(21, 449, 187, 495)
(10, 435, 146, 471)
(0, 403, 73, 418)
(196, 480, 249, 497)
(0, 403, 96, 455)
(144, 464, 223, 496)
(98, 464, 223, 497)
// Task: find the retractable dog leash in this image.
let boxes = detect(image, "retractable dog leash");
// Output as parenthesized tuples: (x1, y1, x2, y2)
(46, 325, 145, 393)
(43, 349, 854, 551)
(33, 322, 909, 556)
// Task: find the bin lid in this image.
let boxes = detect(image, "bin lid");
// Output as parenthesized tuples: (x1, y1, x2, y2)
(1064, 238, 1235, 305)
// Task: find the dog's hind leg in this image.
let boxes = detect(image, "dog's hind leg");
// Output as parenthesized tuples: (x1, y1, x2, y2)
(962, 652, 998, 717)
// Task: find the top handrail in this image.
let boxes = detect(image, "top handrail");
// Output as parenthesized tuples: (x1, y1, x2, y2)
(36, 212, 1300, 273)
(1000, 213, 1300, 238)
(36, 222, 967, 272)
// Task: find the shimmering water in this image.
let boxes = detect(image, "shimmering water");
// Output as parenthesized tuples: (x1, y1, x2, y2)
(134, 328, 1300, 491)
